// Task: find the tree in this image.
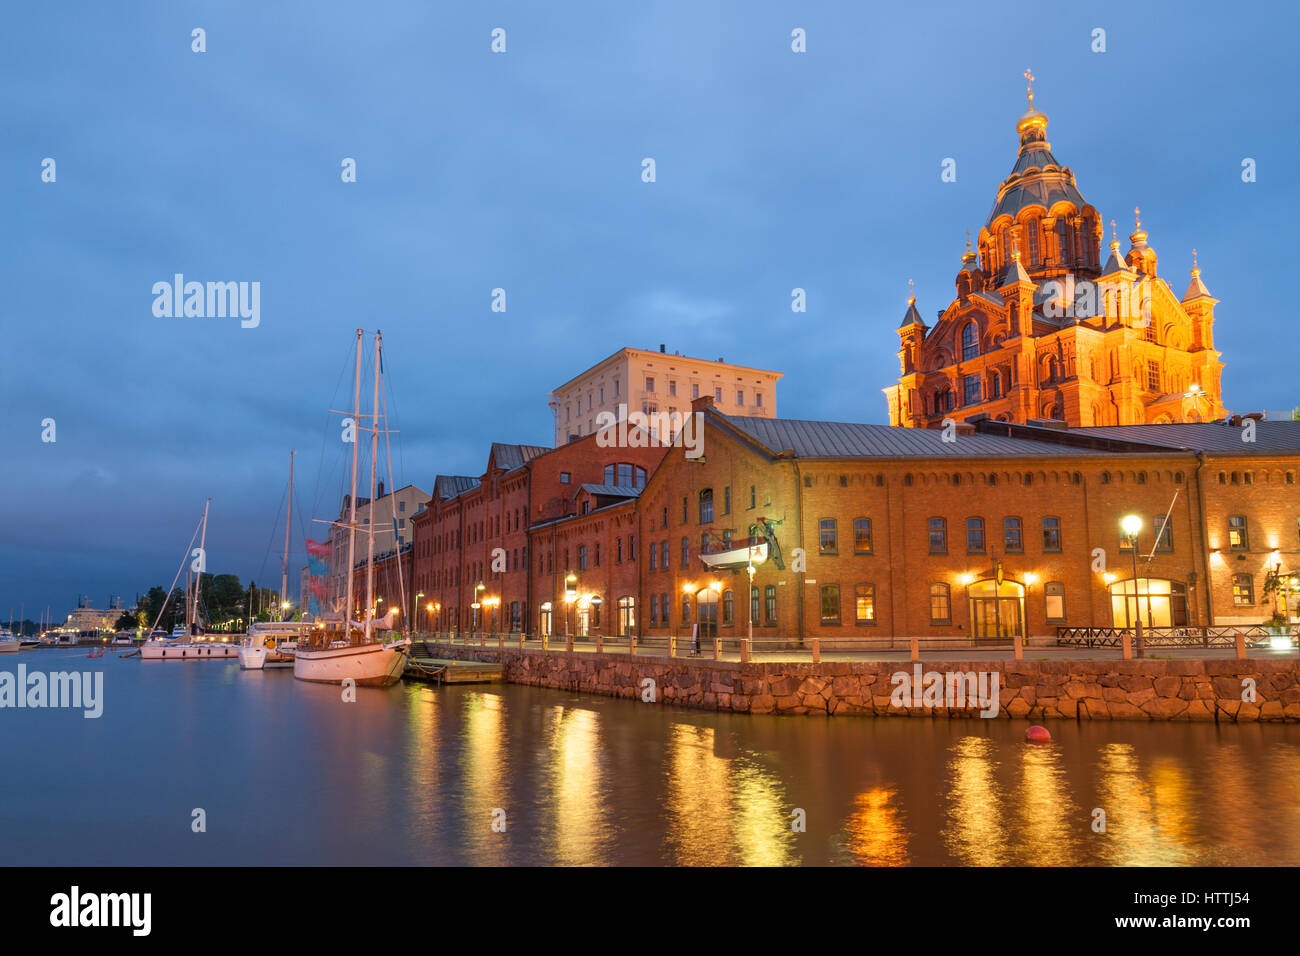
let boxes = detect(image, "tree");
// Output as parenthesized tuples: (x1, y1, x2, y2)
(113, 611, 138, 631)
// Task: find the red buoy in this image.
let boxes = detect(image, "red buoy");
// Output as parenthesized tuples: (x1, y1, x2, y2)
(1025, 725, 1051, 743)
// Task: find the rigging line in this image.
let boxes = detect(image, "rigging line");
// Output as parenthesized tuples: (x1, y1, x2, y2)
(254, 483, 290, 589)
(308, 337, 359, 542)
(381, 354, 407, 617)
(146, 509, 205, 635)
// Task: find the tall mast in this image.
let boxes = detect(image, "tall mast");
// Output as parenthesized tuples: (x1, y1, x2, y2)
(192, 498, 210, 635)
(280, 450, 294, 621)
(364, 330, 381, 642)
(344, 328, 363, 639)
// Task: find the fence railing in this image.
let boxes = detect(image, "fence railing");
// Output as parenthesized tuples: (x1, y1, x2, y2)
(1056, 625, 1297, 648)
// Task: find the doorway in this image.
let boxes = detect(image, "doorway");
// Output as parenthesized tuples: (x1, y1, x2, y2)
(696, 588, 719, 640)
(967, 578, 1025, 644)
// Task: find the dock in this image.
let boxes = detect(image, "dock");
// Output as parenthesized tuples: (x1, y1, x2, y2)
(405, 644, 502, 685)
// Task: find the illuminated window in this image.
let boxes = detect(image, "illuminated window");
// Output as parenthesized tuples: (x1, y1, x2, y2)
(853, 518, 873, 554)
(819, 518, 838, 554)
(1045, 582, 1066, 622)
(1232, 574, 1254, 606)
(1042, 516, 1062, 552)
(928, 517, 947, 554)
(855, 584, 875, 625)
(1228, 515, 1248, 551)
(929, 584, 951, 624)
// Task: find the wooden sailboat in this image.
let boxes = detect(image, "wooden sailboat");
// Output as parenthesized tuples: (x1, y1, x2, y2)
(293, 329, 409, 687)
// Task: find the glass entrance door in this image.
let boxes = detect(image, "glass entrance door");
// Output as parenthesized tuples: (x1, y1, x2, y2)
(696, 588, 719, 640)
(968, 579, 1024, 643)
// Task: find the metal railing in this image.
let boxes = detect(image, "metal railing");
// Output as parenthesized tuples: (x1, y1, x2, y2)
(1056, 625, 1297, 648)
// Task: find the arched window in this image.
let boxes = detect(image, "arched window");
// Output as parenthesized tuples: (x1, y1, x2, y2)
(961, 322, 979, 361)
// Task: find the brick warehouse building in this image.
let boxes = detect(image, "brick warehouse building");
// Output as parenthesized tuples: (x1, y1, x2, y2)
(404, 395, 1299, 644)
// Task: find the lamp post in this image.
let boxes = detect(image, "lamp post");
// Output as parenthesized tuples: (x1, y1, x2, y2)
(564, 573, 578, 638)
(746, 561, 756, 643)
(415, 592, 424, 634)
(1121, 514, 1144, 657)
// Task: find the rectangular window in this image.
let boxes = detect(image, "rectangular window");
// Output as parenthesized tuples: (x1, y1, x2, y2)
(1042, 516, 1062, 552)
(594, 543, 601, 567)
(764, 585, 776, 625)
(645, 376, 655, 393)
(853, 518, 873, 554)
(616, 537, 622, 563)
(629, 535, 635, 559)
(650, 596, 658, 626)
(699, 489, 713, 524)
(963, 374, 981, 406)
(749, 485, 756, 509)
(820, 585, 840, 624)
(929, 584, 951, 624)
(681, 593, 690, 625)
(560, 472, 571, 484)
(756, 392, 764, 408)
(1043, 582, 1066, 621)
(682, 497, 688, 524)
(819, 518, 838, 554)
(1228, 515, 1249, 551)
(660, 594, 669, 626)
(681, 537, 689, 567)
(723, 486, 731, 515)
(649, 545, 657, 571)
(854, 584, 875, 625)
(928, 517, 947, 554)
(714, 387, 723, 402)
(1232, 573, 1254, 605)
(736, 389, 744, 406)
(668, 380, 677, 396)
(1147, 364, 1160, 391)
(1004, 517, 1023, 553)
(660, 541, 668, 569)
(577, 546, 588, 571)
(966, 517, 985, 554)
(751, 586, 760, 624)
(722, 589, 734, 625)
(691, 383, 699, 399)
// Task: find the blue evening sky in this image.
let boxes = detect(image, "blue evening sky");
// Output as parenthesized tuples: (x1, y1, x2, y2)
(2, 1, 1295, 617)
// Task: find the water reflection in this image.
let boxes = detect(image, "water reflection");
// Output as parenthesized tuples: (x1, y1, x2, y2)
(4, 653, 1300, 866)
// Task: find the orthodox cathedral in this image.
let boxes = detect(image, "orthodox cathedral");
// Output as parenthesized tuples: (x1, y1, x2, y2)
(886, 72, 1227, 428)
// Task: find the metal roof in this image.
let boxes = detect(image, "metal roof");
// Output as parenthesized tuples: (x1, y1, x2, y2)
(434, 474, 479, 500)
(578, 483, 641, 498)
(1073, 422, 1300, 455)
(720, 414, 1116, 459)
(491, 442, 550, 472)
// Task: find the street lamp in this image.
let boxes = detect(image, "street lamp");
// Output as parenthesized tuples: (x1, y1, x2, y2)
(1121, 514, 1144, 656)
(564, 573, 578, 638)
(1185, 383, 1208, 422)
(416, 591, 424, 633)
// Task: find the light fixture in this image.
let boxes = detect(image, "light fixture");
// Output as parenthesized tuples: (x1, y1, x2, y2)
(959, 572, 974, 585)
(1121, 514, 1142, 537)
(1024, 572, 1038, 586)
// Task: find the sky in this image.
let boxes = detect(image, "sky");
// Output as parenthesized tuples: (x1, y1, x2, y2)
(2, 0, 1296, 620)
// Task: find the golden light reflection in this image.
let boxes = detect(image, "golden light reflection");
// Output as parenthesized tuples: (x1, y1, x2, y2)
(729, 756, 797, 867)
(664, 723, 734, 865)
(545, 706, 610, 865)
(1011, 743, 1078, 865)
(842, 787, 910, 866)
(1095, 743, 1193, 866)
(943, 736, 1008, 865)
(460, 692, 507, 865)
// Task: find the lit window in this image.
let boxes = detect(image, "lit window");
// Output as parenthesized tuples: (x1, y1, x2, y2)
(855, 584, 875, 625)
(819, 518, 838, 554)
(928, 517, 947, 554)
(1228, 515, 1248, 550)
(929, 584, 951, 624)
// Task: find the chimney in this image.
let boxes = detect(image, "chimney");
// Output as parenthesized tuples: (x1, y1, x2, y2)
(378, 480, 385, 498)
(659, 343, 665, 353)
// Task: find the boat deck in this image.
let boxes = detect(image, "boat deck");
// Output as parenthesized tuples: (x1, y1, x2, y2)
(404, 656, 503, 685)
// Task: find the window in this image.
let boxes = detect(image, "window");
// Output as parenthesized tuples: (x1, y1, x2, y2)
(691, 383, 699, 399)
(682, 497, 688, 523)
(594, 543, 601, 567)
(749, 485, 756, 509)
(819, 518, 838, 554)
(756, 392, 764, 408)
(820, 585, 841, 624)
(668, 380, 677, 397)
(660, 541, 668, 569)
(966, 517, 985, 554)
(722, 590, 734, 625)
(989, 370, 1002, 399)
(714, 387, 723, 402)
(1147, 364, 1160, 392)
(650, 596, 658, 626)
(1004, 517, 1023, 553)
(616, 537, 623, 563)
(560, 472, 571, 484)
(1153, 515, 1173, 552)
(929, 584, 951, 624)
(661, 506, 668, 528)
(928, 517, 947, 554)
(618, 597, 635, 635)
(723, 486, 731, 514)
(751, 586, 760, 624)
(1232, 574, 1254, 606)
(735, 389, 743, 406)
(649, 545, 657, 571)
(629, 535, 635, 559)
(764, 586, 776, 625)
(700, 532, 710, 555)
(853, 518, 873, 554)
(645, 376, 655, 392)
(681, 537, 689, 567)
(963, 373, 981, 406)
(855, 584, 875, 625)
(1042, 516, 1062, 552)
(681, 593, 690, 625)
(660, 594, 669, 626)
(577, 546, 588, 571)
(398, 501, 406, 512)
(698, 488, 713, 524)
(961, 322, 979, 361)
(1045, 582, 1066, 621)
(1119, 524, 1138, 552)
(1228, 515, 1249, 551)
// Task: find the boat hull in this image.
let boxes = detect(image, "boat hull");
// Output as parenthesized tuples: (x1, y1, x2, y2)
(0, 641, 18, 654)
(139, 642, 239, 660)
(292, 640, 409, 686)
(238, 646, 266, 670)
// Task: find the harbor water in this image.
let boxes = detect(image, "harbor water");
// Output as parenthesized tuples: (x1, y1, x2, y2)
(2, 650, 1298, 866)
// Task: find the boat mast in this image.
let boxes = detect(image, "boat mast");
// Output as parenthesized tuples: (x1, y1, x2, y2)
(280, 450, 295, 621)
(364, 330, 381, 642)
(344, 328, 363, 640)
(193, 498, 210, 635)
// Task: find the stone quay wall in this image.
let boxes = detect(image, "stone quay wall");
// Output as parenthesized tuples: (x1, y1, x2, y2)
(416, 643, 1300, 722)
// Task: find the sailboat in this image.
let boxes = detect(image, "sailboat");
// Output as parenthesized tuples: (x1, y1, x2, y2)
(140, 500, 239, 660)
(293, 329, 409, 687)
(240, 451, 302, 670)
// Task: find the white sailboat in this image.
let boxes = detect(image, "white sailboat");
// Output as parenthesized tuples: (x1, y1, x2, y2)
(293, 329, 409, 687)
(140, 500, 239, 661)
(240, 451, 303, 670)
